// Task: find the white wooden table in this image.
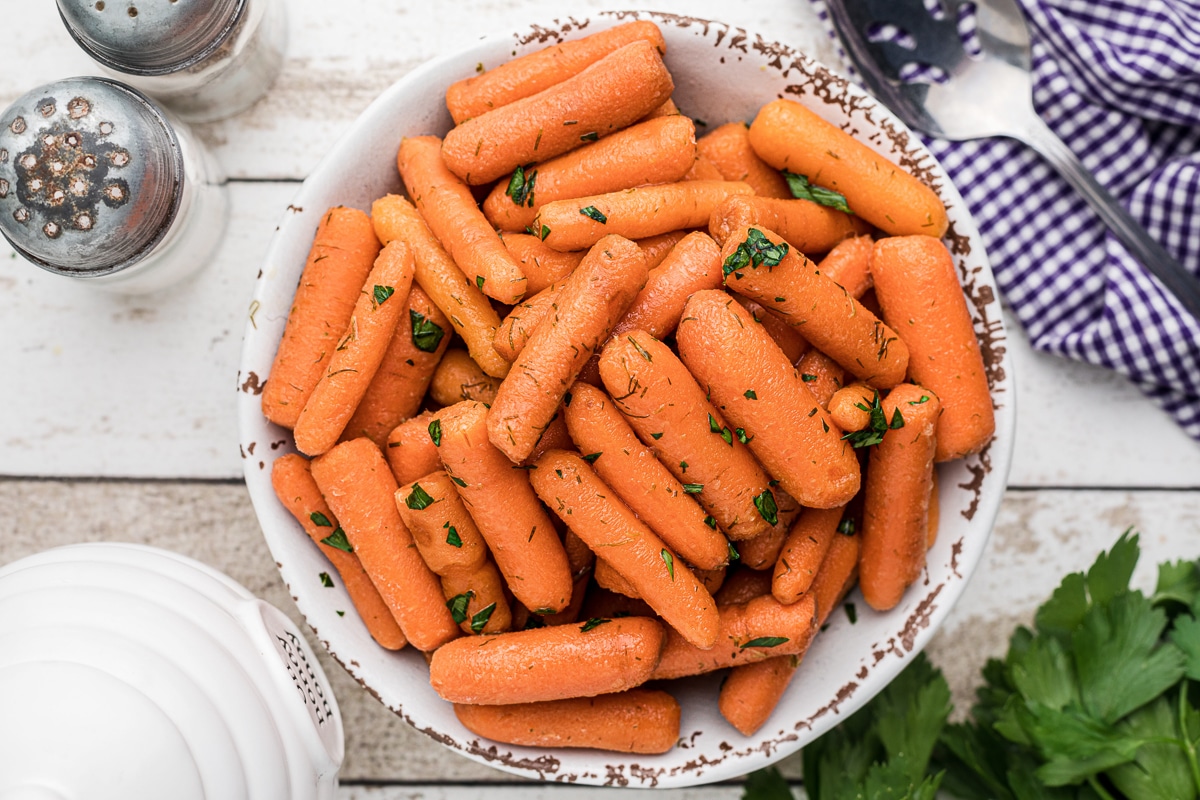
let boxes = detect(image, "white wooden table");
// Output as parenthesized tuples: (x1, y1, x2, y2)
(3, 1, 1199, 796)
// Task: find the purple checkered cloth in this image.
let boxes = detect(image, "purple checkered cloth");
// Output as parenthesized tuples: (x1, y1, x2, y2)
(811, 0, 1200, 440)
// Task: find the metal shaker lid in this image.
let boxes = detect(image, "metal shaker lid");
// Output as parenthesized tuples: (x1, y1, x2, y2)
(56, 0, 246, 76)
(0, 77, 183, 277)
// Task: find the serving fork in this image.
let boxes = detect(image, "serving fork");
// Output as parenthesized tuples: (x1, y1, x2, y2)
(826, 0, 1200, 322)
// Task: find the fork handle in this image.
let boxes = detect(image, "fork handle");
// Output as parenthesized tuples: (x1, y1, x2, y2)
(1020, 116, 1200, 323)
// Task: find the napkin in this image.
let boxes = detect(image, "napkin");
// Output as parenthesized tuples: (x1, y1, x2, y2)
(810, 0, 1200, 440)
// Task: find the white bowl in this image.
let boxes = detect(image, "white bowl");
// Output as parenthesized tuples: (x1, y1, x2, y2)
(238, 11, 1015, 788)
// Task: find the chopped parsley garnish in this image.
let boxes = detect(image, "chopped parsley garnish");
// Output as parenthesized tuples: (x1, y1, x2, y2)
(910, 395, 930, 405)
(428, 419, 442, 446)
(580, 205, 607, 224)
(580, 131, 599, 142)
(744, 389, 758, 400)
(650, 432, 663, 440)
(410, 310, 445, 353)
(476, 275, 485, 290)
(405, 483, 435, 510)
(729, 541, 740, 560)
(522, 614, 546, 630)
(628, 335, 653, 362)
(754, 489, 779, 526)
(661, 549, 674, 580)
(845, 602, 858, 624)
(470, 602, 497, 633)
(450, 476, 467, 488)
(446, 591, 474, 624)
(319, 572, 334, 588)
(320, 528, 353, 553)
(505, 164, 537, 207)
(680, 461, 689, 471)
(582, 452, 602, 464)
(708, 413, 733, 446)
(842, 391, 905, 449)
(801, 373, 818, 382)
(837, 517, 856, 535)
(336, 610, 345, 617)
(539, 223, 550, 241)
(735, 427, 753, 445)
(782, 170, 853, 214)
(373, 285, 395, 306)
(741, 636, 789, 649)
(682, 483, 703, 494)
(310, 511, 333, 528)
(579, 617, 611, 633)
(705, 515, 719, 529)
(722, 228, 789, 277)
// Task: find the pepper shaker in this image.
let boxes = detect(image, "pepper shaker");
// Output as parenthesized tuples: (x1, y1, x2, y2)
(57, 0, 286, 123)
(0, 77, 228, 294)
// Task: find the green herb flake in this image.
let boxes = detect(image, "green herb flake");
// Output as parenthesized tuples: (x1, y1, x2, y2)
(310, 511, 333, 528)
(801, 373, 818, 382)
(782, 170, 853, 214)
(428, 419, 442, 446)
(476, 275, 485, 290)
(582, 452, 602, 464)
(682, 483, 703, 494)
(754, 489, 779, 526)
(539, 224, 550, 241)
(722, 228, 789, 278)
(650, 432, 663, 440)
(837, 517, 856, 536)
(336, 610, 345, 617)
(446, 526, 463, 547)
(910, 395, 930, 405)
(522, 615, 546, 630)
(405, 483, 436, 510)
(410, 310, 446, 353)
(580, 131, 599, 142)
(735, 427, 753, 445)
(844, 602, 858, 624)
(744, 389, 758, 400)
(446, 591, 474, 624)
(661, 549, 675, 581)
(319, 572, 334, 588)
(627, 335, 653, 362)
(580, 205, 607, 224)
(579, 617, 611, 633)
(705, 515, 719, 529)
(505, 164, 537, 207)
(680, 460, 689, 471)
(320, 528, 353, 553)
(373, 284, 395, 306)
(841, 390, 895, 449)
(729, 541, 740, 560)
(451, 476, 467, 488)
(890, 408, 906, 429)
(470, 602, 497, 633)
(741, 636, 789, 649)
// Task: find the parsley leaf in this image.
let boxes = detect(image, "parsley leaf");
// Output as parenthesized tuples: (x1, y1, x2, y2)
(837, 517, 856, 535)
(661, 549, 674, 580)
(405, 483, 436, 510)
(505, 164, 537, 207)
(310, 511, 333, 528)
(410, 310, 445, 353)
(741, 636, 788, 649)
(580, 131, 599, 142)
(580, 205, 607, 224)
(841, 390, 893, 449)
(450, 475, 467, 488)
(319, 572, 334, 588)
(320, 528, 353, 553)
(470, 602, 497, 633)
(445, 525, 462, 548)
(427, 419, 442, 446)
(753, 489, 778, 526)
(728, 541, 739, 560)
(744, 389, 758, 400)
(373, 284, 395, 306)
(782, 170, 853, 214)
(582, 452, 602, 464)
(579, 617, 611, 633)
(722, 228, 789, 278)
(446, 591, 473, 624)
(682, 483, 703, 494)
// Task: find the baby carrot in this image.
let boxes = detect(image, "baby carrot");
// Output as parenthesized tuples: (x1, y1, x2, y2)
(736, 491, 801, 571)
(454, 689, 680, 754)
(811, 526, 861, 626)
(715, 567, 773, 606)
(708, 194, 870, 251)
(384, 410, 441, 486)
(719, 654, 801, 736)
(817, 235, 874, 299)
(859, 384, 942, 611)
(530, 450, 721, 649)
(371, 194, 510, 379)
(734, 296, 809, 364)
(341, 285, 449, 447)
(262, 207, 380, 429)
(310, 438, 460, 651)
(530, 527, 595, 627)
(440, 563, 513, 636)
(499, 232, 584, 295)
(271, 454, 407, 650)
(748, 98, 949, 237)
(493, 282, 564, 363)
(773, 507, 844, 604)
(564, 382, 729, 570)
(523, 410, 574, 466)
(650, 593, 818, 680)
(637, 230, 690, 269)
(397, 137, 528, 305)
(444, 20, 667, 124)
(685, 154, 726, 181)
(293, 241, 415, 456)
(483, 115, 697, 232)
(827, 383, 876, 432)
(640, 97, 680, 121)
(442, 40, 675, 185)
(430, 349, 501, 408)
(796, 349, 846, 408)
(595, 557, 641, 599)
(696, 122, 791, 199)
(534, 180, 753, 252)
(720, 226, 909, 388)
(695, 565, 727, 595)
(598, 330, 775, 541)
(428, 616, 665, 704)
(437, 401, 573, 614)
(609, 231, 725, 341)
(871, 236, 995, 462)
(676, 291, 861, 509)
(488, 235, 648, 463)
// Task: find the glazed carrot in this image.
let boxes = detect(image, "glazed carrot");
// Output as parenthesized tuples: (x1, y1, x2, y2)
(676, 291, 861, 509)
(293, 242, 415, 456)
(685, 154, 726, 181)
(609, 231, 724, 341)
(598, 331, 775, 541)
(720, 226, 909, 387)
(708, 194, 870, 251)
(309, 438, 459, 651)
(499, 233, 584, 294)
(595, 557, 640, 599)
(748, 98, 949, 237)
(650, 593, 818, 680)
(384, 410, 441, 486)
(827, 383, 876, 432)
(812, 527, 861, 626)
(535, 181, 753, 252)
(719, 653, 801, 736)
(440, 562, 513, 635)
(859, 384, 942, 611)
(271, 454, 407, 650)
(444, 21, 667, 124)
(817, 235, 874, 299)
(715, 567, 773, 606)
(695, 565, 727, 595)
(483, 115, 697, 232)
(524, 410, 574, 466)
(773, 507, 844, 604)
(488, 235, 648, 462)
(640, 97, 680, 121)
(532, 528, 594, 626)
(371, 194, 510, 379)
(637, 230, 690, 269)
(397, 137, 527, 305)
(428, 616, 665, 704)
(454, 689, 680, 754)
(563, 382, 729, 570)
(341, 285, 449, 447)
(736, 491, 801, 571)
(493, 282, 564, 363)
(697, 122, 791, 199)
(530, 450, 720, 649)
(734, 296, 809, 364)
(871, 236, 995, 461)
(262, 207, 380, 429)
(443, 40, 674, 185)
(796, 349, 846, 408)
(429, 349, 501, 408)
(437, 401, 573, 613)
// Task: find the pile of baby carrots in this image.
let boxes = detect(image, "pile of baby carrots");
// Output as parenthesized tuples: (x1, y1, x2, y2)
(263, 20, 995, 755)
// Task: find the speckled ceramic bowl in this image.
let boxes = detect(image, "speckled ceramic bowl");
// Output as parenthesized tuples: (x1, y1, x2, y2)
(238, 11, 1015, 788)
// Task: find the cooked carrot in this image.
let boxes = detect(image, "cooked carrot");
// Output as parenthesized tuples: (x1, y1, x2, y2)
(748, 98, 949, 237)
(640, 97, 680, 120)
(715, 567, 773, 606)
(928, 470, 940, 549)
(827, 382, 877, 432)
(812, 527, 861, 626)
(598, 330, 775, 541)
(428, 616, 665, 704)
(871, 236, 995, 461)
(736, 491, 801, 571)
(708, 194, 870, 251)
(564, 382, 729, 570)
(262, 207, 380, 429)
(595, 557, 641, 599)
(310, 438, 459, 651)
(437, 401, 574, 613)
(483, 115, 697, 232)
(499, 233, 584, 294)
(859, 384, 941, 611)
(685, 154, 726, 181)
(530, 450, 720, 649)
(650, 593, 818, 680)
(493, 281, 564, 363)
(817, 235, 874, 299)
(488, 235, 648, 462)
(384, 410, 441, 486)
(524, 410, 574, 466)
(271, 454, 407, 650)
(773, 507, 844, 604)
(796, 349, 845, 408)
(439, 562, 513, 635)
(443, 40, 674, 185)
(609, 231, 724, 341)
(676, 291, 861, 509)
(695, 565, 727, 595)
(720, 226, 909, 387)
(531, 527, 594, 626)
(697, 122, 791, 199)
(371, 194, 510, 379)
(719, 655, 802, 736)
(534, 180, 753, 252)
(341, 285, 448, 447)
(293, 242, 415, 456)
(638, 230, 690, 269)
(734, 296, 809, 364)
(454, 689, 680, 754)
(430, 349, 501, 408)
(397, 137, 527, 305)
(444, 21, 667, 124)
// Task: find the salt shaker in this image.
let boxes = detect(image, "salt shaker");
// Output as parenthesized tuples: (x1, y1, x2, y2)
(57, 0, 286, 123)
(0, 77, 227, 294)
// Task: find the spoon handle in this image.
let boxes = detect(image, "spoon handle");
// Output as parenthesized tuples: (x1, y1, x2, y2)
(1019, 116, 1200, 323)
